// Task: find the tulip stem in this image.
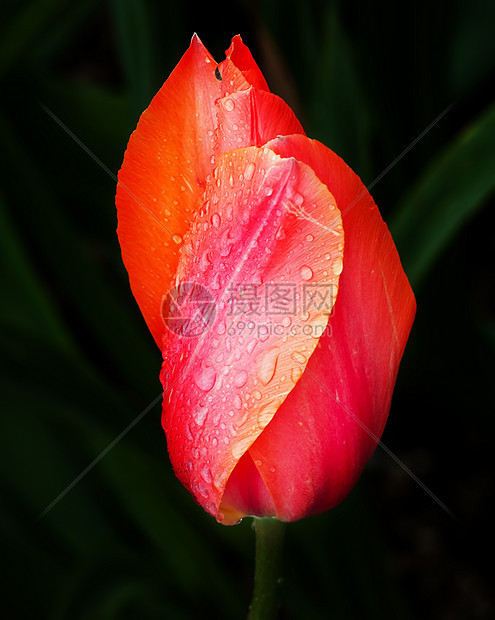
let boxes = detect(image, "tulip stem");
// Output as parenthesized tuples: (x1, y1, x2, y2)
(248, 517, 286, 620)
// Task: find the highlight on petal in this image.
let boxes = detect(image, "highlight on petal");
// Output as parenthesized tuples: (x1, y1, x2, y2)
(160, 145, 344, 522)
(232, 134, 417, 521)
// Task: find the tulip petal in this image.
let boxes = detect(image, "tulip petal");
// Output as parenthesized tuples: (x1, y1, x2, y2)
(219, 35, 270, 92)
(238, 135, 416, 521)
(117, 36, 303, 347)
(215, 88, 304, 155)
(116, 35, 220, 345)
(160, 145, 344, 521)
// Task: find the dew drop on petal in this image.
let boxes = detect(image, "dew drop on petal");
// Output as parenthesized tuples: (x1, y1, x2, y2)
(244, 162, 256, 181)
(195, 407, 208, 426)
(291, 366, 303, 383)
(173, 234, 182, 244)
(195, 367, 216, 392)
(234, 370, 248, 388)
(211, 213, 221, 227)
(333, 257, 343, 275)
(201, 466, 213, 483)
(300, 265, 313, 281)
(258, 347, 280, 385)
(258, 327, 270, 342)
(224, 98, 235, 111)
(293, 192, 304, 206)
(246, 338, 257, 354)
(234, 394, 242, 409)
(291, 351, 307, 365)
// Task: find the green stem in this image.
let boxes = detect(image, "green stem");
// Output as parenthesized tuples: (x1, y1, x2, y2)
(247, 517, 287, 620)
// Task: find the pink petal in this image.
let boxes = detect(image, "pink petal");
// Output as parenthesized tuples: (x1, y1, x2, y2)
(160, 145, 344, 522)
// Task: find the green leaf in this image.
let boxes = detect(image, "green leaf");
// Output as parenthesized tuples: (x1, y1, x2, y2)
(109, 0, 155, 117)
(390, 103, 495, 287)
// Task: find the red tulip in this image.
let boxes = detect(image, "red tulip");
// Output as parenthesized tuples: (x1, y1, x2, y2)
(116, 35, 416, 524)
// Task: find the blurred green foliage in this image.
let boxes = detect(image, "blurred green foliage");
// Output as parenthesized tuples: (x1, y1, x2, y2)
(1, 0, 494, 618)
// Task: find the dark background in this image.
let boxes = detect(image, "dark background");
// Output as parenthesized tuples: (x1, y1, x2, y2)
(1, 0, 494, 618)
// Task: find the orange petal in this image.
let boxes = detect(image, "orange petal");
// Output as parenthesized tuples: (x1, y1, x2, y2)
(117, 36, 303, 347)
(116, 35, 220, 345)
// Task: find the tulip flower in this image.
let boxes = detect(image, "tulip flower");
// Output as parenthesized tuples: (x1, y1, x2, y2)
(116, 35, 416, 525)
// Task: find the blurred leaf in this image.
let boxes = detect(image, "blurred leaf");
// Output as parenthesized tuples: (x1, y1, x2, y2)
(109, 0, 155, 116)
(391, 103, 495, 287)
(449, 0, 495, 96)
(0, 187, 75, 355)
(0, 0, 68, 77)
(0, 108, 158, 395)
(300, 3, 373, 176)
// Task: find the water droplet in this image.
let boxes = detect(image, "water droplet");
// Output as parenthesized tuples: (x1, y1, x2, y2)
(292, 192, 304, 206)
(258, 326, 270, 342)
(300, 265, 313, 281)
(234, 370, 248, 388)
(257, 397, 284, 428)
(252, 390, 262, 400)
(246, 338, 257, 354)
(265, 187, 273, 196)
(201, 466, 213, 483)
(173, 234, 182, 244)
(324, 253, 331, 260)
(234, 394, 242, 409)
(195, 406, 208, 426)
(211, 213, 221, 227)
(236, 410, 249, 428)
(305, 234, 314, 242)
(291, 366, 302, 383)
(195, 367, 216, 392)
(281, 316, 291, 327)
(224, 98, 235, 111)
(244, 162, 256, 181)
(258, 347, 280, 385)
(275, 226, 286, 240)
(291, 351, 307, 365)
(199, 251, 211, 272)
(333, 257, 343, 275)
